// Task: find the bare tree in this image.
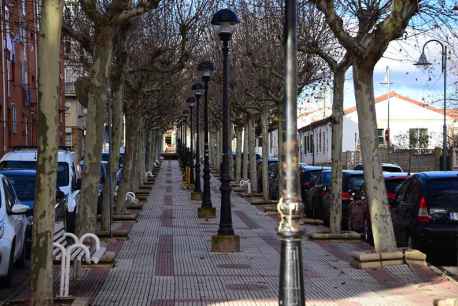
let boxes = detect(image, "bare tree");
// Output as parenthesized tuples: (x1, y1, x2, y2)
(31, 1, 63, 304)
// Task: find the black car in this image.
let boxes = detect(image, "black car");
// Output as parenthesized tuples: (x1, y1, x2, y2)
(299, 165, 330, 215)
(392, 171, 458, 256)
(354, 163, 403, 173)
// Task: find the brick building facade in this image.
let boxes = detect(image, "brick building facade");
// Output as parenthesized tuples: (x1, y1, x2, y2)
(0, 0, 65, 158)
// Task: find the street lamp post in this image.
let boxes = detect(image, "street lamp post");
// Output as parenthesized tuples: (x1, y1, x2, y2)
(198, 61, 216, 219)
(187, 97, 196, 188)
(278, 0, 305, 305)
(210, 8, 240, 253)
(415, 40, 448, 170)
(380, 66, 393, 150)
(191, 82, 204, 201)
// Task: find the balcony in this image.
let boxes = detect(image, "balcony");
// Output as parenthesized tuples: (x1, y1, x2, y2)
(65, 82, 76, 96)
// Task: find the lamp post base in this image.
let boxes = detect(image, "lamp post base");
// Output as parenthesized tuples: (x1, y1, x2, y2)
(198, 207, 216, 219)
(211, 234, 240, 252)
(191, 192, 202, 201)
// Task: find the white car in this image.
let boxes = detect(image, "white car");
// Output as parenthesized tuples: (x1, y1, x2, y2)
(0, 174, 29, 286)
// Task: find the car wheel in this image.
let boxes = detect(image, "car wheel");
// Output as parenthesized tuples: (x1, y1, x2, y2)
(363, 219, 373, 245)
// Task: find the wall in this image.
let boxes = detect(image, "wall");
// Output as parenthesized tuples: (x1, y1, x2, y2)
(341, 148, 441, 172)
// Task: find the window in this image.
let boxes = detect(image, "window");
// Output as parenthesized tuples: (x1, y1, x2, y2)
(377, 129, 384, 146)
(322, 131, 326, 153)
(310, 135, 313, 153)
(318, 132, 321, 153)
(6, 51, 12, 97)
(65, 129, 73, 147)
(11, 104, 17, 133)
(409, 128, 428, 148)
(304, 135, 308, 154)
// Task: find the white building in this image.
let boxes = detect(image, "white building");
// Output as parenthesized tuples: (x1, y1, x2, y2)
(298, 91, 458, 165)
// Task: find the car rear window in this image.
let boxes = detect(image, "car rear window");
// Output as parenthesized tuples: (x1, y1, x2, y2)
(1, 161, 69, 187)
(344, 175, 364, 191)
(427, 178, 458, 209)
(385, 179, 406, 193)
(383, 166, 402, 173)
(322, 172, 332, 186)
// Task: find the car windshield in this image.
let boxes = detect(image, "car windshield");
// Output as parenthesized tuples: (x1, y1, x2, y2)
(427, 178, 458, 209)
(4, 174, 36, 201)
(385, 179, 406, 193)
(0, 161, 69, 187)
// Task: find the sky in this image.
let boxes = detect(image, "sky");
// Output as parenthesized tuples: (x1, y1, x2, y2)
(299, 28, 458, 112)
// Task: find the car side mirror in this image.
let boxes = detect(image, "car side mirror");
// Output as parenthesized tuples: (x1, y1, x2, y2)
(11, 204, 30, 215)
(56, 190, 65, 202)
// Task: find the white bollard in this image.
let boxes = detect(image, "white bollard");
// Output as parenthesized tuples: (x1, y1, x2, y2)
(240, 179, 252, 194)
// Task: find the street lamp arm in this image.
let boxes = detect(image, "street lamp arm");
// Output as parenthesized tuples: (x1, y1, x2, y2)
(422, 39, 446, 52)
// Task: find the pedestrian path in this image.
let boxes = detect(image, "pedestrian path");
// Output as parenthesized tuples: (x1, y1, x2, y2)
(93, 160, 458, 306)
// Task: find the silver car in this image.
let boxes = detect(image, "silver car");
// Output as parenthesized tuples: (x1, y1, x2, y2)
(0, 174, 29, 286)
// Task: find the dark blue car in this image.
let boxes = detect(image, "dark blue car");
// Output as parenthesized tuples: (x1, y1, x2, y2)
(393, 171, 458, 255)
(0, 169, 68, 236)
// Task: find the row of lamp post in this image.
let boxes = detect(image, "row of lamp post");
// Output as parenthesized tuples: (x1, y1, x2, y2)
(179, 4, 305, 305)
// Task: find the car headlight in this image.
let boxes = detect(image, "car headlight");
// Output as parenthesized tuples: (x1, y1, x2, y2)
(0, 222, 4, 239)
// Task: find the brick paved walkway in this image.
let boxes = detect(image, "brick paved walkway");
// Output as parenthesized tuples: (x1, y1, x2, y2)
(93, 160, 458, 306)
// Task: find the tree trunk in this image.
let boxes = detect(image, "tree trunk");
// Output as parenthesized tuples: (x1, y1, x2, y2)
(248, 115, 258, 193)
(110, 79, 123, 209)
(77, 26, 113, 235)
(115, 112, 137, 213)
(261, 110, 270, 200)
(329, 69, 346, 234)
(235, 126, 242, 183)
(242, 124, 249, 180)
(31, 1, 63, 304)
(353, 63, 397, 252)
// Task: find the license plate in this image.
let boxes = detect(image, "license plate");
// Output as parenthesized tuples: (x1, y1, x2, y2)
(450, 212, 458, 221)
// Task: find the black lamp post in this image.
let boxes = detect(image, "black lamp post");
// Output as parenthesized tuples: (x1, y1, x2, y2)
(210, 8, 240, 253)
(191, 82, 204, 200)
(187, 97, 196, 187)
(278, 1, 305, 305)
(197, 61, 216, 219)
(415, 40, 448, 170)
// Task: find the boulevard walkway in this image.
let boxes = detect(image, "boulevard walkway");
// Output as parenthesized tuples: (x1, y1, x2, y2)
(93, 160, 458, 306)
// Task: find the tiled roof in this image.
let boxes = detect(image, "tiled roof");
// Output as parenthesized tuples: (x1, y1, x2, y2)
(344, 91, 458, 120)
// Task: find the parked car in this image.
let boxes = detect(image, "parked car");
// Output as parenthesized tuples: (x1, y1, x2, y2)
(0, 149, 80, 233)
(308, 170, 364, 227)
(391, 171, 458, 255)
(353, 163, 403, 173)
(257, 159, 278, 193)
(299, 165, 331, 216)
(0, 169, 73, 235)
(349, 172, 410, 242)
(0, 148, 81, 198)
(267, 160, 280, 200)
(0, 174, 30, 286)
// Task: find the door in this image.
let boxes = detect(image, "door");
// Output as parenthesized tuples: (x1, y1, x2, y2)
(2, 179, 25, 259)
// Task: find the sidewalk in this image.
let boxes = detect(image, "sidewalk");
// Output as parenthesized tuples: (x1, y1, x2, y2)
(92, 160, 458, 306)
